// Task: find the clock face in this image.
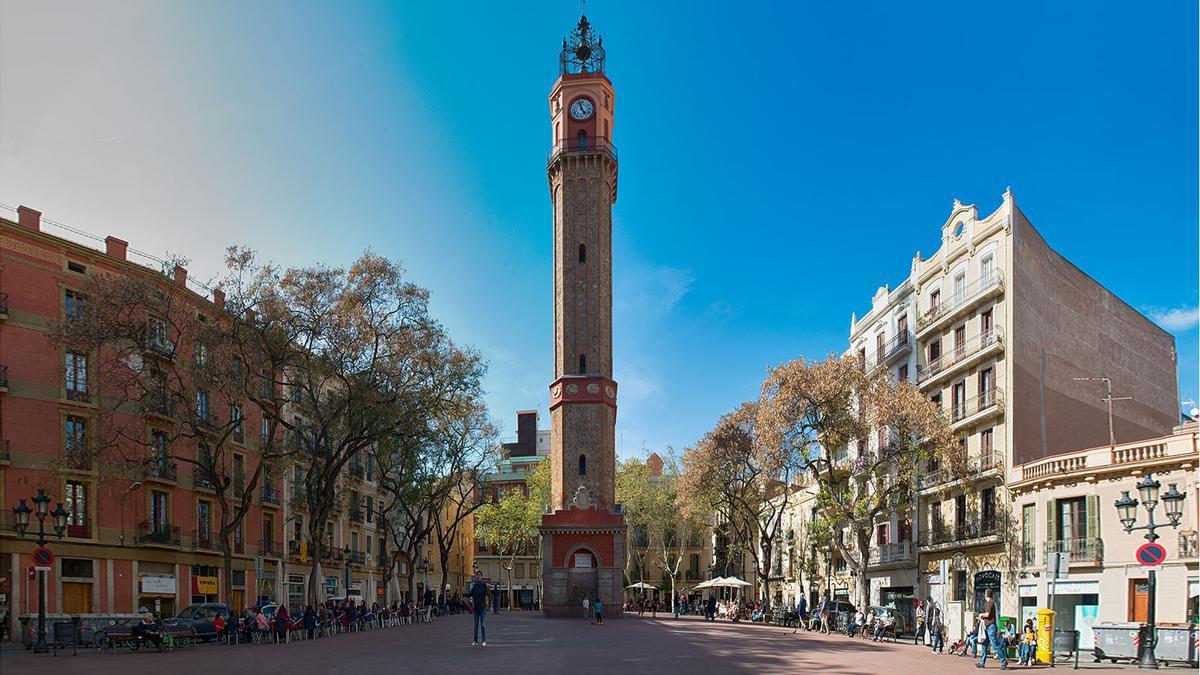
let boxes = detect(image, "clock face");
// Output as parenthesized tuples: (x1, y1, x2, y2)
(569, 98, 595, 121)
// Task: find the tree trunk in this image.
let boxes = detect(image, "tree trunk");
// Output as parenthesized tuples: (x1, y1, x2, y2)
(855, 531, 871, 608)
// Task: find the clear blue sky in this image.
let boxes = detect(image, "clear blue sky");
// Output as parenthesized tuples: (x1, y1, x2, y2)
(2, 1, 1196, 455)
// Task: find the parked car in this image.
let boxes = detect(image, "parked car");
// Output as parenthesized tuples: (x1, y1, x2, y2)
(821, 600, 857, 630)
(165, 603, 230, 641)
(867, 605, 910, 636)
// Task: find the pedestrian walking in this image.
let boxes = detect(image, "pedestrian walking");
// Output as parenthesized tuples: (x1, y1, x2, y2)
(925, 595, 944, 653)
(976, 588, 1008, 669)
(469, 574, 489, 646)
(593, 598, 603, 625)
(582, 593, 591, 621)
(275, 605, 289, 643)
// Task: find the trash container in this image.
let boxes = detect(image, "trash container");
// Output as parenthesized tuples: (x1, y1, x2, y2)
(1154, 624, 1197, 667)
(1053, 628, 1080, 669)
(1092, 622, 1143, 663)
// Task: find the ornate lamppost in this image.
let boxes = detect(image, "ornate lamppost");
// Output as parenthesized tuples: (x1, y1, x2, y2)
(1113, 474, 1187, 669)
(11, 489, 69, 653)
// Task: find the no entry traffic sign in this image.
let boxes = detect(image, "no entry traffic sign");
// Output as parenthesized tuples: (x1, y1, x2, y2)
(1135, 542, 1166, 568)
(31, 546, 54, 568)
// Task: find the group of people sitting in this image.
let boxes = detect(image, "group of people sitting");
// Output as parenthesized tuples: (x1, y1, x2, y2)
(215, 598, 433, 644)
(845, 607, 896, 641)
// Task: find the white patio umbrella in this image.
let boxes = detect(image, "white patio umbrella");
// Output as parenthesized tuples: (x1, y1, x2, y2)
(625, 581, 660, 590)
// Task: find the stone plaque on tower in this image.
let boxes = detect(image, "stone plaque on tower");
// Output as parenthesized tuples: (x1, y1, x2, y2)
(539, 13, 627, 619)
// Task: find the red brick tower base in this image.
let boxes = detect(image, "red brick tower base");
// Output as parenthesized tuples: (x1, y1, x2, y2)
(539, 506, 626, 618)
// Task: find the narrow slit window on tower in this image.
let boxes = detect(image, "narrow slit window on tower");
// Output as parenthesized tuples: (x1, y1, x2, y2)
(577, 129, 587, 149)
(578, 454, 586, 476)
(578, 243, 586, 263)
(578, 354, 586, 374)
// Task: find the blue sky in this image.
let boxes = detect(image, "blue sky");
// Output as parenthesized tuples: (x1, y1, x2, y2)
(1, 1, 1196, 455)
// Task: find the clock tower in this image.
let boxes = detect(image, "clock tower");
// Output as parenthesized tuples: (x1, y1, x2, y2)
(539, 14, 627, 619)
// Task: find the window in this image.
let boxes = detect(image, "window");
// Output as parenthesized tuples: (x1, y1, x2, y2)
(954, 325, 966, 358)
(514, 563, 524, 578)
(981, 255, 995, 283)
(578, 354, 587, 374)
(954, 221, 965, 237)
(578, 454, 586, 476)
(578, 244, 586, 263)
(1057, 497, 1087, 541)
(980, 428, 994, 464)
(61, 558, 93, 578)
(898, 518, 912, 542)
(65, 416, 88, 465)
(954, 570, 967, 602)
(875, 523, 888, 545)
(875, 332, 885, 362)
(953, 273, 966, 305)
(67, 260, 87, 274)
(234, 521, 244, 553)
(979, 368, 994, 401)
(350, 531, 359, 555)
(981, 309, 993, 338)
(260, 416, 270, 444)
(929, 337, 941, 363)
(898, 364, 909, 382)
(197, 500, 211, 547)
(65, 351, 89, 401)
(981, 487, 996, 530)
(931, 502, 943, 531)
(576, 129, 587, 149)
(952, 381, 966, 419)
(194, 343, 208, 366)
(64, 290, 86, 320)
(857, 347, 866, 365)
(263, 516, 275, 554)
(233, 455, 245, 492)
(1021, 504, 1036, 565)
(291, 382, 302, 403)
(929, 289, 941, 310)
(897, 314, 908, 338)
(365, 496, 374, 523)
(66, 480, 88, 538)
(954, 494, 967, 533)
(231, 404, 243, 442)
(196, 391, 209, 421)
(151, 490, 169, 531)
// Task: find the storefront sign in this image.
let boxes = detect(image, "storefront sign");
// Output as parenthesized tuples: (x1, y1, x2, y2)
(141, 575, 177, 594)
(192, 576, 219, 595)
(1050, 580, 1098, 595)
(324, 576, 338, 589)
(1019, 584, 1038, 598)
(287, 574, 305, 585)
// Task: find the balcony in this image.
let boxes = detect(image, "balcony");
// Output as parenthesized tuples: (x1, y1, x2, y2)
(547, 136, 618, 169)
(917, 271, 1005, 338)
(869, 330, 913, 370)
(347, 549, 366, 565)
(142, 397, 173, 419)
(1045, 538, 1104, 565)
(138, 522, 181, 547)
(918, 448, 1004, 491)
(65, 448, 92, 471)
(950, 387, 1004, 430)
(143, 332, 176, 358)
(868, 541, 916, 567)
(262, 540, 283, 557)
(917, 328, 1004, 388)
(1179, 532, 1198, 559)
(66, 387, 91, 403)
(348, 508, 364, 524)
(143, 460, 178, 483)
(193, 467, 217, 491)
(261, 484, 281, 507)
(193, 531, 215, 551)
(1021, 542, 1036, 566)
(919, 517, 1000, 550)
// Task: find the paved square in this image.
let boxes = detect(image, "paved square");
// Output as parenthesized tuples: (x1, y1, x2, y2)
(3, 613, 1151, 674)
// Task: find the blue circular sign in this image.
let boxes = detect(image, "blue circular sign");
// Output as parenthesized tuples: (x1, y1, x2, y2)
(1135, 542, 1166, 567)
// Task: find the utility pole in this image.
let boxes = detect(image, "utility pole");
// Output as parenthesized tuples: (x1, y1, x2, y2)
(1073, 376, 1134, 447)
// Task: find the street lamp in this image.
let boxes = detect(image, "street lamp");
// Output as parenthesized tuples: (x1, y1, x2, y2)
(1113, 472, 1188, 669)
(11, 489, 69, 654)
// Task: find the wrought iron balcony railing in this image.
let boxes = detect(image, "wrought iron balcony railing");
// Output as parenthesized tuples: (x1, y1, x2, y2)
(920, 517, 999, 547)
(869, 541, 916, 565)
(950, 387, 1004, 424)
(138, 522, 181, 546)
(870, 330, 913, 369)
(547, 136, 618, 167)
(261, 484, 281, 505)
(193, 467, 216, 490)
(918, 271, 1005, 333)
(143, 461, 178, 482)
(918, 328, 1004, 384)
(1044, 538, 1104, 564)
(66, 387, 91, 403)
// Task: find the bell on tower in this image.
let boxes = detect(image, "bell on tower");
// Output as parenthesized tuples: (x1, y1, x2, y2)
(560, 14, 605, 74)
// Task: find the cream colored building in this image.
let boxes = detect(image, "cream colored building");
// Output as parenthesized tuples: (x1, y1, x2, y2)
(1008, 421, 1198, 644)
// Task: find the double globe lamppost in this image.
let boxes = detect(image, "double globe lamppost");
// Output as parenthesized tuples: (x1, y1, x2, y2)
(1113, 474, 1186, 670)
(11, 489, 70, 654)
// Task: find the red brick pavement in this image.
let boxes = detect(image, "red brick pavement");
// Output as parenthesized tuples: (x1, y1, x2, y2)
(0, 613, 1162, 674)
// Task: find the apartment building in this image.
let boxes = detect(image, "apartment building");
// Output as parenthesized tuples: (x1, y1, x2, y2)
(0, 206, 290, 635)
(842, 189, 1180, 634)
(1008, 421, 1198, 643)
(474, 411, 549, 607)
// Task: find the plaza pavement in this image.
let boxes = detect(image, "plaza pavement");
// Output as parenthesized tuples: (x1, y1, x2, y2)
(0, 613, 1188, 674)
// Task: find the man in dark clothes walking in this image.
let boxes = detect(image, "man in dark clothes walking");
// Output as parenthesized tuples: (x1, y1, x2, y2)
(469, 575, 490, 646)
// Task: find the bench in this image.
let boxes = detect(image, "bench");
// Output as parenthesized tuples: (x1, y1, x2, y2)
(104, 625, 196, 652)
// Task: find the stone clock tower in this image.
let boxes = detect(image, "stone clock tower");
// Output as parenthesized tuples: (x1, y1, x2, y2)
(539, 14, 627, 619)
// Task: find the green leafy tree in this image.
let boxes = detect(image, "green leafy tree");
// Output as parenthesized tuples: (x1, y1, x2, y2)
(473, 461, 550, 609)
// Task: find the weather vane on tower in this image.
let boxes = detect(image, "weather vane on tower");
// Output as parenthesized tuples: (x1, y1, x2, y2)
(560, 7, 605, 74)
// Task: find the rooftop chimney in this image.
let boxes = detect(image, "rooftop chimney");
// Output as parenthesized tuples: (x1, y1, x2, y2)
(105, 236, 129, 261)
(173, 264, 188, 287)
(17, 205, 41, 231)
(213, 289, 225, 309)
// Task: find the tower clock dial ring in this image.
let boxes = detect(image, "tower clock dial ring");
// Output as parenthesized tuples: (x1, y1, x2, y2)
(569, 97, 595, 121)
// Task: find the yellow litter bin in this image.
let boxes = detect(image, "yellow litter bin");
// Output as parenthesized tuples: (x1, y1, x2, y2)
(1036, 609, 1056, 664)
